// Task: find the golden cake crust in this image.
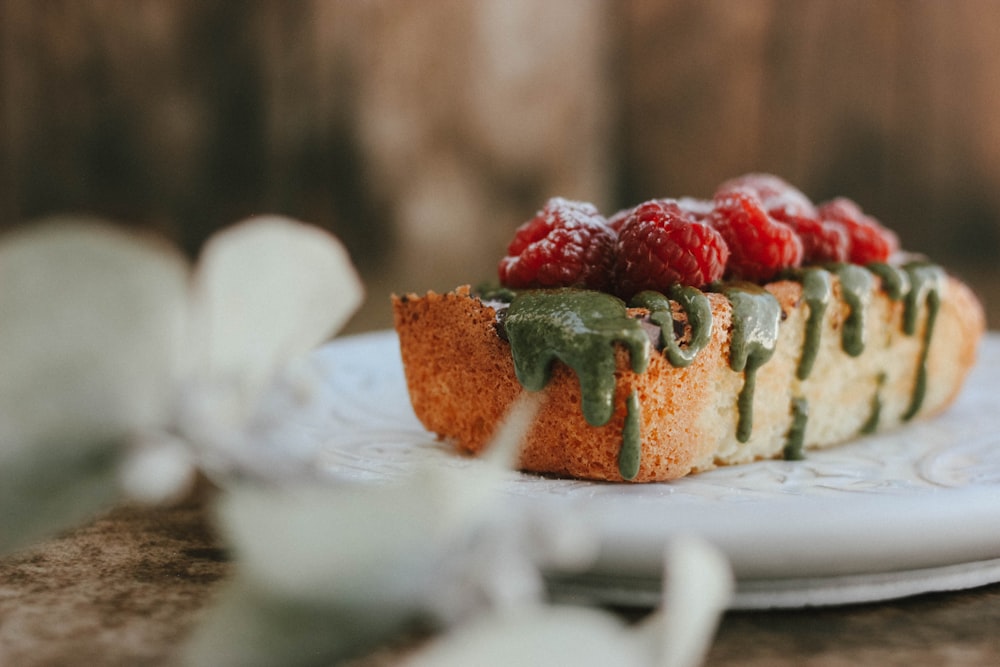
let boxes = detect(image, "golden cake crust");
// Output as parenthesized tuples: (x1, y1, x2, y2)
(393, 276, 984, 482)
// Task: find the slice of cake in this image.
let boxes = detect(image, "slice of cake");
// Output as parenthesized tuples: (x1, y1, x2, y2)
(393, 175, 985, 482)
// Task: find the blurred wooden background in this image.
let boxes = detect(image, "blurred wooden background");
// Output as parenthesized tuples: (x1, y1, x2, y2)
(2, 0, 999, 331)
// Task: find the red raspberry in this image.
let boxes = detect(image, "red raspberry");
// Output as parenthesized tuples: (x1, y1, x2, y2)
(608, 197, 712, 233)
(613, 199, 729, 298)
(717, 173, 847, 264)
(498, 197, 616, 291)
(710, 188, 804, 282)
(817, 197, 899, 264)
(770, 211, 849, 264)
(717, 173, 814, 215)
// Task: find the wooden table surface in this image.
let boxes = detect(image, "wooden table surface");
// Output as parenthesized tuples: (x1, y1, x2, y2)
(3, 496, 1000, 666)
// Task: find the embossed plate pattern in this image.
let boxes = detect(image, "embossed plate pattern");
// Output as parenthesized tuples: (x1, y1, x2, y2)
(304, 331, 1000, 608)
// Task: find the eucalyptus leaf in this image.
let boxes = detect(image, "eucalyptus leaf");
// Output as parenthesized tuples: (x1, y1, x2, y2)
(0, 220, 188, 552)
(187, 395, 558, 662)
(212, 395, 542, 607)
(647, 537, 733, 667)
(0, 438, 120, 553)
(183, 577, 416, 667)
(407, 538, 732, 667)
(190, 216, 364, 413)
(405, 605, 647, 666)
(0, 220, 187, 450)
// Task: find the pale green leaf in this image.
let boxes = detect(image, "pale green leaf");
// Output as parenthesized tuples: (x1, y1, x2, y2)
(0, 219, 188, 552)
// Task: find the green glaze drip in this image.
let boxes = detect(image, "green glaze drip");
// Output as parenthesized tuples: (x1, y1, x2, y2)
(782, 397, 809, 460)
(504, 289, 650, 427)
(862, 372, 887, 434)
(630, 285, 713, 368)
(866, 263, 911, 301)
(618, 390, 642, 480)
(902, 263, 946, 336)
(717, 284, 782, 443)
(830, 263, 876, 357)
(796, 268, 834, 380)
(901, 263, 946, 420)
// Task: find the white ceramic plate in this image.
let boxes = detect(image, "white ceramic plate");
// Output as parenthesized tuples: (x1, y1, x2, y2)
(304, 330, 1000, 609)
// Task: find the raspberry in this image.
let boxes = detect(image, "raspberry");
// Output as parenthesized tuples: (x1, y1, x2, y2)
(613, 199, 729, 298)
(710, 188, 804, 282)
(608, 197, 711, 233)
(717, 173, 847, 263)
(817, 197, 899, 264)
(498, 197, 616, 291)
(772, 212, 849, 264)
(717, 173, 814, 217)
